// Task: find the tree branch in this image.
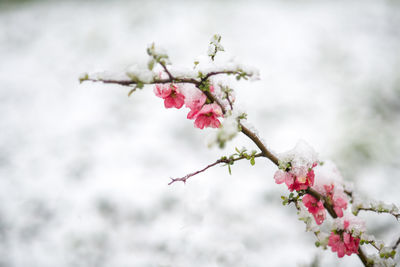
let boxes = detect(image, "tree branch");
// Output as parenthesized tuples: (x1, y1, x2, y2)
(240, 124, 279, 166)
(168, 153, 263, 185)
(86, 77, 199, 86)
(84, 70, 249, 88)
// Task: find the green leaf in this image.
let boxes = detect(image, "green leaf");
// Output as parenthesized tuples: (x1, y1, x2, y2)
(250, 157, 255, 166)
(148, 59, 155, 70)
(127, 87, 136, 97)
(136, 82, 144, 89)
(228, 165, 232, 175)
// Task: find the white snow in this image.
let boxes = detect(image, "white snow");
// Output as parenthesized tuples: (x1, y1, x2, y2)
(278, 140, 319, 168)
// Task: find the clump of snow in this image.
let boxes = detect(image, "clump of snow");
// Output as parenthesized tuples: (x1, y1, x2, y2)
(193, 53, 260, 81)
(147, 42, 168, 56)
(278, 140, 318, 169)
(312, 160, 347, 200)
(167, 66, 198, 80)
(313, 161, 344, 186)
(88, 70, 131, 81)
(126, 64, 156, 83)
(332, 213, 366, 236)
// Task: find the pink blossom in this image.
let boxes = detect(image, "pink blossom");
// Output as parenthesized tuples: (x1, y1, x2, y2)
(154, 84, 185, 109)
(273, 164, 317, 192)
(333, 197, 347, 218)
(185, 89, 207, 119)
(302, 194, 326, 225)
(328, 231, 360, 258)
(328, 233, 345, 257)
(288, 166, 315, 191)
(328, 219, 360, 258)
(273, 170, 292, 185)
(194, 103, 223, 129)
(321, 184, 347, 217)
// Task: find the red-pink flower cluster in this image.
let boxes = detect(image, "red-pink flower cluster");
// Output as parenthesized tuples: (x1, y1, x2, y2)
(322, 184, 348, 217)
(154, 83, 222, 129)
(154, 84, 185, 109)
(301, 184, 348, 225)
(302, 194, 326, 225)
(274, 163, 317, 192)
(193, 103, 222, 129)
(328, 220, 360, 258)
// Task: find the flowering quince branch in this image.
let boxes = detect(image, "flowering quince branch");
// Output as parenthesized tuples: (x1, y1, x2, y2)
(81, 35, 400, 267)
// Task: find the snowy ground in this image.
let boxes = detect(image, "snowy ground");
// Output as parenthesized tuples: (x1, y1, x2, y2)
(0, 0, 399, 266)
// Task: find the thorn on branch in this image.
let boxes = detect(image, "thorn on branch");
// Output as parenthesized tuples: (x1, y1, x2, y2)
(168, 176, 189, 185)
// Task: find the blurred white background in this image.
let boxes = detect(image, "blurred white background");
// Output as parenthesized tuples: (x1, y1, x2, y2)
(0, 0, 399, 266)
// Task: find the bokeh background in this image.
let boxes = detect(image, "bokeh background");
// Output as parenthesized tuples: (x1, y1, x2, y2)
(0, 0, 399, 266)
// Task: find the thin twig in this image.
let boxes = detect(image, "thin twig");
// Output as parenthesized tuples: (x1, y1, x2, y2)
(356, 207, 400, 220)
(159, 61, 173, 80)
(392, 236, 400, 250)
(224, 91, 234, 110)
(203, 71, 241, 80)
(344, 190, 353, 203)
(168, 153, 263, 185)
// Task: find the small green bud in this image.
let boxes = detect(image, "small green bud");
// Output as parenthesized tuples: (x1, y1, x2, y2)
(79, 73, 89, 83)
